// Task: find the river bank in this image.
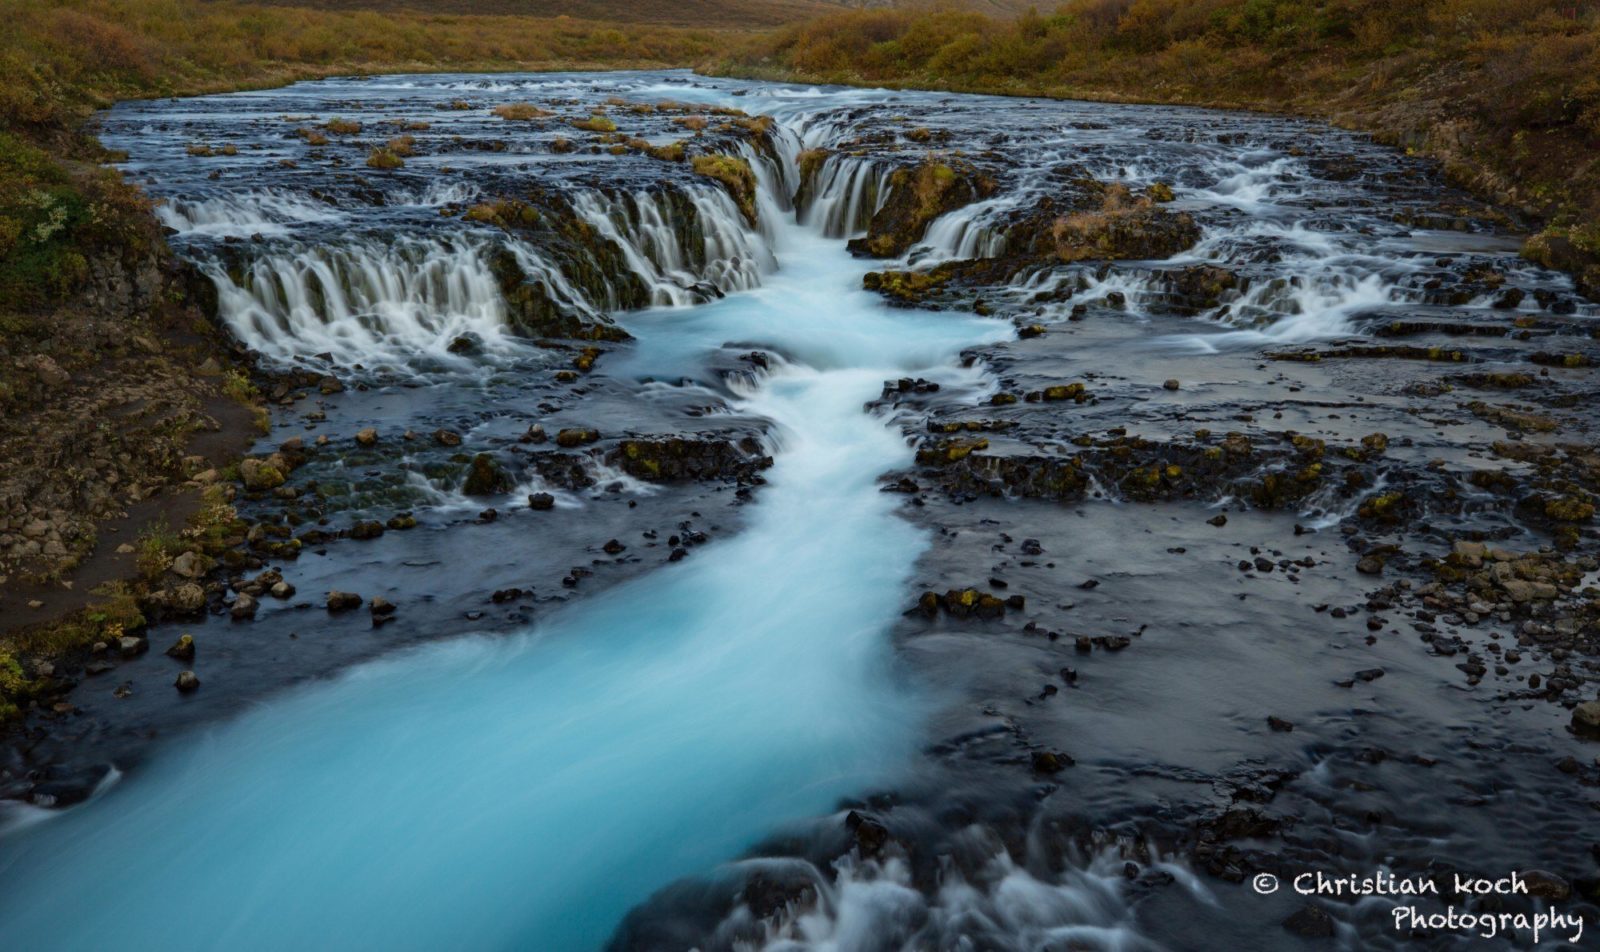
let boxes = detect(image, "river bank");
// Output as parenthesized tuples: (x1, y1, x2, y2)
(2, 71, 1598, 949)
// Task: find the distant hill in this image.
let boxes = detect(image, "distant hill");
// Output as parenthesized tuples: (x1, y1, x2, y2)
(239, 0, 1035, 30)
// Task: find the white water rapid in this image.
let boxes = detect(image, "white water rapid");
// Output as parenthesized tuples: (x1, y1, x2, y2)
(0, 85, 1007, 951)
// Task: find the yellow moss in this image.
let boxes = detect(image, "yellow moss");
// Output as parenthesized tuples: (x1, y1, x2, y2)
(492, 102, 552, 120)
(690, 153, 758, 226)
(366, 148, 404, 170)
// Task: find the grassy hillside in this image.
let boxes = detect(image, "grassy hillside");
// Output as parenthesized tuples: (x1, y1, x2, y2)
(714, 0, 1600, 292)
(245, 0, 845, 29)
(241, 0, 1048, 30)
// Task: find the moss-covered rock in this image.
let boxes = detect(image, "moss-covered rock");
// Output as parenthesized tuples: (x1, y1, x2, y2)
(847, 157, 998, 258)
(462, 453, 511, 496)
(690, 154, 759, 226)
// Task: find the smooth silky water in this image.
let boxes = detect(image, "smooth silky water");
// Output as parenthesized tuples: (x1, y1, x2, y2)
(0, 115, 1005, 950)
(6, 69, 1594, 951)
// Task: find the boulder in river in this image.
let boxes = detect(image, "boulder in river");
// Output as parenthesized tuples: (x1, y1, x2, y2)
(327, 591, 363, 612)
(370, 598, 397, 625)
(1573, 700, 1600, 738)
(239, 457, 285, 491)
(165, 634, 195, 661)
(169, 550, 206, 579)
(230, 593, 258, 620)
(174, 671, 200, 693)
(462, 453, 511, 496)
(555, 427, 600, 448)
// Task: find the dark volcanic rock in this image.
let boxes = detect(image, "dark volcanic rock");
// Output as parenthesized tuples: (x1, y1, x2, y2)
(463, 453, 512, 496)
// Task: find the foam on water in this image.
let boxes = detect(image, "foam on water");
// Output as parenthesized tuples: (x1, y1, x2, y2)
(0, 128, 1006, 949)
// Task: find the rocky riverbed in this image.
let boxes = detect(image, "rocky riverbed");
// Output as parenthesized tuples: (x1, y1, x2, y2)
(2, 71, 1599, 951)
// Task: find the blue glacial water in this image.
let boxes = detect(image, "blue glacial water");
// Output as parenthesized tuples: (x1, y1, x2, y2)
(0, 143, 1004, 950)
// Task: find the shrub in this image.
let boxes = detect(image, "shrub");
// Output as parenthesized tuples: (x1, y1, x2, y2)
(366, 148, 404, 170)
(492, 102, 551, 120)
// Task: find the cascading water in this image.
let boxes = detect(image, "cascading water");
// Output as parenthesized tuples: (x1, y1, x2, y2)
(7, 69, 1598, 952)
(0, 81, 1008, 951)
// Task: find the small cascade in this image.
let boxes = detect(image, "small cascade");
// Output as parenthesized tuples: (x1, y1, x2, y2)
(570, 185, 773, 308)
(798, 155, 896, 238)
(205, 236, 523, 367)
(199, 176, 792, 368)
(910, 196, 1014, 264)
(157, 190, 344, 239)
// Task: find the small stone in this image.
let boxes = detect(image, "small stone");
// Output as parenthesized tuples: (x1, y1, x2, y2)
(355, 427, 378, 446)
(1267, 715, 1294, 732)
(528, 492, 555, 511)
(165, 634, 195, 660)
(169, 582, 207, 614)
(269, 580, 295, 599)
(327, 591, 363, 612)
(1356, 555, 1384, 575)
(1207, 514, 1227, 527)
(433, 429, 462, 447)
(174, 671, 200, 693)
(230, 593, 258, 620)
(170, 550, 205, 579)
(370, 597, 397, 617)
(555, 427, 600, 448)
(602, 539, 626, 555)
(1162, 378, 1180, 390)
(1572, 701, 1600, 738)
(118, 635, 148, 658)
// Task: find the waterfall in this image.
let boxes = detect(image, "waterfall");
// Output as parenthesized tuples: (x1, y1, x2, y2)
(798, 155, 896, 238)
(569, 185, 773, 307)
(205, 236, 521, 366)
